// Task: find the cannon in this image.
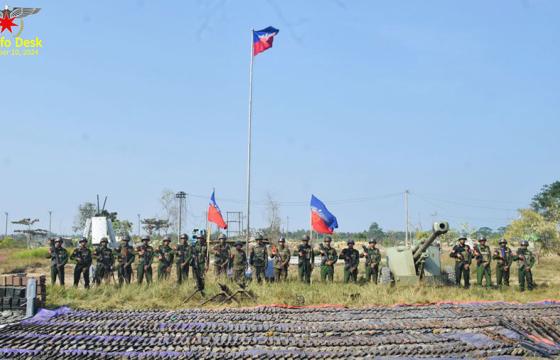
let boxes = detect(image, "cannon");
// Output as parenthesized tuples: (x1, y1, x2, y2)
(381, 222, 450, 285)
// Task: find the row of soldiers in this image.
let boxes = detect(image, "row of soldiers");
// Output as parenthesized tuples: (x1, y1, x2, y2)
(450, 236, 536, 291)
(48, 233, 383, 287)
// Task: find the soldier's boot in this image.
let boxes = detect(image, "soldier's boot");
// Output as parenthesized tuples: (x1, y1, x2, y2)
(83, 268, 90, 289)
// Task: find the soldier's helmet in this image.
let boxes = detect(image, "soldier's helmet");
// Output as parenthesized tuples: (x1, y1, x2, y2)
(141, 236, 150, 242)
(347, 239, 355, 245)
(301, 235, 310, 242)
(369, 239, 377, 244)
(520, 240, 529, 247)
(235, 241, 243, 248)
(218, 234, 227, 241)
(55, 237, 63, 244)
(163, 236, 171, 243)
(279, 236, 286, 243)
(100, 237, 108, 244)
(180, 233, 189, 240)
(324, 236, 332, 243)
(255, 234, 264, 241)
(478, 236, 487, 242)
(122, 234, 131, 242)
(458, 236, 467, 242)
(499, 238, 507, 245)
(79, 237, 87, 244)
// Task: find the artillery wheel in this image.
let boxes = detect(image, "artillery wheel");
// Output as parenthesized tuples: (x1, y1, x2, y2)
(380, 267, 392, 285)
(444, 265, 456, 285)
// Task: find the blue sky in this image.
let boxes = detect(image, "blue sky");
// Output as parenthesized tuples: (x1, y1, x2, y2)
(2, 0, 559, 235)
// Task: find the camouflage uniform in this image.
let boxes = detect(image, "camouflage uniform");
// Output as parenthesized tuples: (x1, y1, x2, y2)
(474, 238, 492, 288)
(318, 238, 337, 282)
(493, 239, 513, 287)
(93, 239, 115, 285)
(137, 239, 154, 285)
(450, 238, 472, 289)
(231, 243, 247, 284)
(340, 241, 360, 283)
(250, 237, 268, 284)
(70, 239, 92, 288)
(363, 241, 381, 284)
(116, 245, 135, 285)
(272, 239, 291, 282)
(213, 237, 231, 277)
(193, 239, 208, 278)
(175, 235, 192, 284)
(298, 236, 314, 284)
(513, 241, 535, 291)
(157, 239, 174, 280)
(50, 239, 68, 286)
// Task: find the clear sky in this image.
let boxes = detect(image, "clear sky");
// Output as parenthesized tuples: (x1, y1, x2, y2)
(2, 0, 559, 235)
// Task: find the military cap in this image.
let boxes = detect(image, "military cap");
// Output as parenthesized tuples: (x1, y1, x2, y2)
(162, 236, 171, 243)
(301, 235, 310, 242)
(347, 239, 355, 245)
(141, 236, 150, 242)
(498, 238, 507, 245)
(369, 239, 377, 244)
(55, 237, 63, 243)
(235, 241, 243, 247)
(100, 237, 108, 244)
(478, 236, 487, 242)
(218, 234, 227, 240)
(180, 233, 189, 240)
(255, 234, 264, 241)
(324, 236, 332, 242)
(458, 236, 467, 241)
(79, 237, 88, 244)
(122, 234, 131, 241)
(279, 237, 286, 243)
(520, 240, 529, 246)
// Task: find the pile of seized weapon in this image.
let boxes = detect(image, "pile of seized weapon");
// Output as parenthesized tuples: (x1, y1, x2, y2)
(0, 301, 558, 358)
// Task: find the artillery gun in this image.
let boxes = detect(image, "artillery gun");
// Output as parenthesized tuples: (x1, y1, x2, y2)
(381, 222, 450, 285)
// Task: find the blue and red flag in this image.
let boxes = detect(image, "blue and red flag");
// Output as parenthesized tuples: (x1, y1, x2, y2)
(253, 26, 279, 56)
(208, 191, 228, 229)
(310, 195, 338, 235)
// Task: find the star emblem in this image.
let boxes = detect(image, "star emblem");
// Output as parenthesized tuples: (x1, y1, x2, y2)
(0, 13, 17, 33)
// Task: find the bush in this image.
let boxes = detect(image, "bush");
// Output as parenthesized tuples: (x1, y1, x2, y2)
(0, 237, 26, 249)
(13, 247, 49, 259)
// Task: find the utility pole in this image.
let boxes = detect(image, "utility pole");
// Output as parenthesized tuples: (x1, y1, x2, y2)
(286, 216, 289, 237)
(4, 212, 7, 238)
(176, 191, 186, 242)
(404, 190, 410, 247)
(137, 214, 141, 238)
(48, 211, 52, 237)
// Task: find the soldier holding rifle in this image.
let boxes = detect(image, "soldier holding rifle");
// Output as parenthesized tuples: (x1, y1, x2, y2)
(493, 238, 513, 287)
(231, 241, 248, 285)
(137, 236, 154, 285)
(298, 235, 314, 284)
(157, 237, 174, 280)
(70, 237, 92, 288)
(474, 236, 492, 288)
(116, 241, 135, 286)
(340, 240, 360, 283)
(318, 236, 337, 283)
(249, 234, 268, 284)
(271, 237, 291, 282)
(49, 237, 68, 286)
(450, 236, 472, 289)
(212, 234, 231, 278)
(362, 239, 381, 284)
(93, 237, 114, 285)
(175, 234, 192, 284)
(513, 240, 535, 291)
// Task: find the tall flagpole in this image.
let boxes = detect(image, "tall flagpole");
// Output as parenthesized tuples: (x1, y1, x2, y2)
(246, 29, 255, 257)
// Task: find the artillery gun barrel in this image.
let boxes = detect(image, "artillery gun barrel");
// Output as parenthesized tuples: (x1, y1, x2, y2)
(412, 222, 449, 263)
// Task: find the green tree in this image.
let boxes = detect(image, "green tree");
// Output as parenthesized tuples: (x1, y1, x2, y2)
(531, 181, 560, 222)
(72, 202, 96, 233)
(477, 227, 493, 238)
(504, 208, 559, 253)
(367, 222, 385, 240)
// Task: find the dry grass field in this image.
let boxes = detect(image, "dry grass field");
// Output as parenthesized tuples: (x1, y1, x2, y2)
(2, 245, 559, 310)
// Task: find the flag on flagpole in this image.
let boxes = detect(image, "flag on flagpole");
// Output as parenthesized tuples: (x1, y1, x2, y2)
(208, 191, 228, 229)
(310, 195, 338, 234)
(253, 26, 279, 56)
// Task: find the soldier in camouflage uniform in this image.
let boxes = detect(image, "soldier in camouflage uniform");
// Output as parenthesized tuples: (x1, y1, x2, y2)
(493, 238, 513, 287)
(116, 234, 134, 253)
(175, 234, 192, 284)
(93, 237, 115, 285)
(298, 235, 314, 284)
(213, 234, 231, 277)
(49, 238, 68, 286)
(318, 236, 337, 282)
(250, 235, 268, 284)
(70, 237, 92, 288)
(231, 241, 247, 284)
(450, 236, 472, 289)
(271, 237, 291, 282)
(116, 241, 135, 286)
(362, 239, 381, 284)
(137, 236, 154, 285)
(157, 237, 174, 280)
(513, 240, 535, 291)
(474, 236, 492, 288)
(193, 235, 209, 278)
(340, 240, 360, 283)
